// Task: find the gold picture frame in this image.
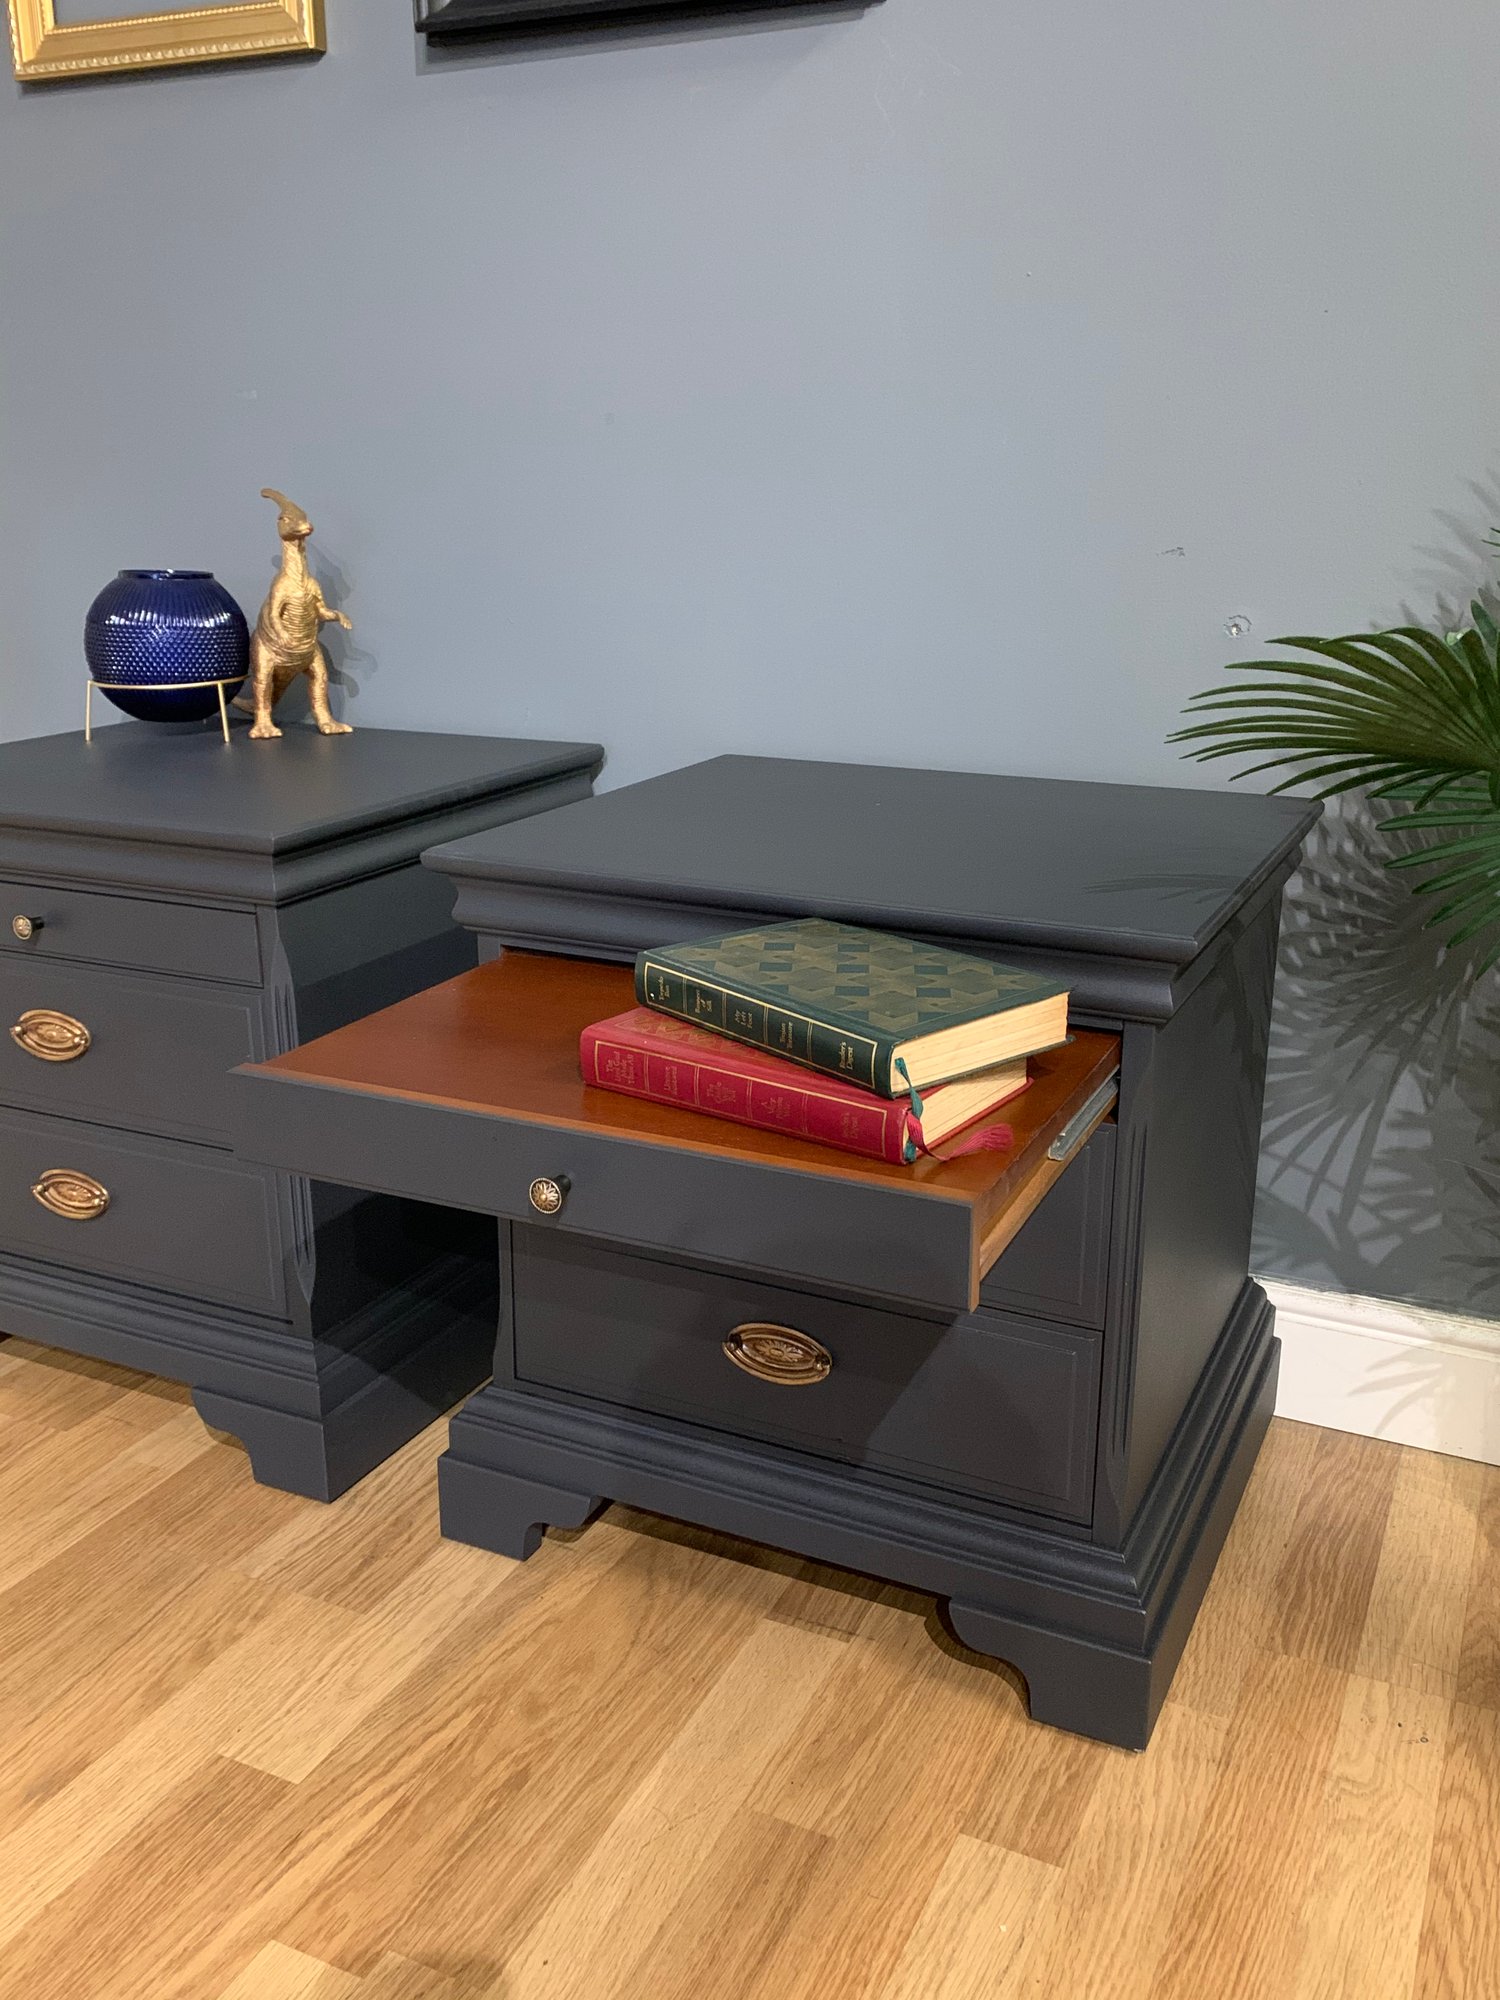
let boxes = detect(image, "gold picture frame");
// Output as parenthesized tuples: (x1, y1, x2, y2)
(8, 0, 324, 82)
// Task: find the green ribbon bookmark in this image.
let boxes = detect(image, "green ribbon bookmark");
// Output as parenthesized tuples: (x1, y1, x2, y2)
(893, 1059, 923, 1120)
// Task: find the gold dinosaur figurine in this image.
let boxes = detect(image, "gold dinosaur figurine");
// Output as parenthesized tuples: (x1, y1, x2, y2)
(241, 489, 353, 740)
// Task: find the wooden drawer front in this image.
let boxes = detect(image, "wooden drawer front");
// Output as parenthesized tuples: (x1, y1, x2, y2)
(0, 959, 258, 1145)
(0, 1106, 284, 1314)
(510, 1232, 1100, 1523)
(0, 879, 260, 985)
(980, 1123, 1115, 1330)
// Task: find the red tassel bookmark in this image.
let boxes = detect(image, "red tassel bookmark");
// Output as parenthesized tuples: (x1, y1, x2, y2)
(928, 1120, 1015, 1163)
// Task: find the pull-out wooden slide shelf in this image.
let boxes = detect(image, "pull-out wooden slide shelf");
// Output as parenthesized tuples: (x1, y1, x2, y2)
(228, 951, 1119, 1314)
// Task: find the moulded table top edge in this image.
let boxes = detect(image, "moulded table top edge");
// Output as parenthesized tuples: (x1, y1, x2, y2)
(0, 727, 605, 857)
(423, 754, 1322, 969)
(426, 865, 1281, 968)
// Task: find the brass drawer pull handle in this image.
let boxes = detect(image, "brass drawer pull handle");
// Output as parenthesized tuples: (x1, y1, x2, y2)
(528, 1175, 570, 1216)
(31, 1169, 110, 1222)
(11, 1010, 91, 1064)
(10, 915, 42, 942)
(723, 1323, 832, 1388)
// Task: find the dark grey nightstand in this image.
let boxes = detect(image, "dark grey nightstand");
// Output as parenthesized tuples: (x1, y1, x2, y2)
(228, 754, 1317, 1746)
(0, 722, 602, 1498)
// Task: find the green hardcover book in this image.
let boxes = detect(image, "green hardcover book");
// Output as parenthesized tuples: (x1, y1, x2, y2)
(634, 918, 1070, 1098)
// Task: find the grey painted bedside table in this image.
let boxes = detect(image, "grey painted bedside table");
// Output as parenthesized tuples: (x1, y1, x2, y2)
(227, 755, 1318, 1745)
(0, 722, 602, 1498)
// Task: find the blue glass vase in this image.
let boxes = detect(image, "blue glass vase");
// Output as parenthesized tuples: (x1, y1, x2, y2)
(85, 570, 250, 724)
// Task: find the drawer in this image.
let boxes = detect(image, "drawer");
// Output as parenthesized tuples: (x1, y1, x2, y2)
(228, 953, 1120, 1316)
(0, 879, 260, 985)
(0, 1104, 284, 1314)
(980, 1123, 1114, 1329)
(0, 958, 259, 1145)
(509, 1231, 1100, 1523)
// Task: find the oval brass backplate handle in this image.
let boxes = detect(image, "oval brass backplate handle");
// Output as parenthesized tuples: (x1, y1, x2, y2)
(31, 1169, 110, 1222)
(11, 1009, 91, 1063)
(723, 1323, 833, 1388)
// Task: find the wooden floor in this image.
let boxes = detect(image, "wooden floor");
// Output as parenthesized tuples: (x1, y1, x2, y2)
(0, 1338, 1497, 2000)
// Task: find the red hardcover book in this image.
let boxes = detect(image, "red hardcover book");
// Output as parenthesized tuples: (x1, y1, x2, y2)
(580, 1009, 1029, 1164)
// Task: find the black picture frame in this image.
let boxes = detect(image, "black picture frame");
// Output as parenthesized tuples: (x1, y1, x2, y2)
(415, 0, 873, 37)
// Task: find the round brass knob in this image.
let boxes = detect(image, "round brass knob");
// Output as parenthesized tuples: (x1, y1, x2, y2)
(528, 1174, 569, 1216)
(11, 915, 41, 942)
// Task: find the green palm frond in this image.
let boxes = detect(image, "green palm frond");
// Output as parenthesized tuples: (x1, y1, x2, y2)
(1170, 609, 1500, 807)
(1384, 796, 1500, 965)
(1172, 598, 1500, 965)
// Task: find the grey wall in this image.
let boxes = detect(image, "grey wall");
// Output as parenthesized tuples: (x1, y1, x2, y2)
(4, 1, 1499, 1312)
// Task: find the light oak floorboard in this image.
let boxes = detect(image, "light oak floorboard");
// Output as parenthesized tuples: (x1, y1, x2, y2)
(497, 1618, 847, 2000)
(1285, 1675, 1450, 2000)
(0, 1341, 1496, 2000)
(1455, 1463, 1500, 1713)
(266, 1519, 788, 1983)
(1354, 1451, 1484, 1698)
(738, 1616, 1031, 2000)
(874, 1834, 1058, 2000)
(0, 1338, 190, 1434)
(1413, 1702, 1500, 2000)
(214, 1943, 456, 2000)
(1171, 1414, 1323, 1718)
(991, 1699, 1230, 1999)
(1271, 1426, 1403, 1672)
(1152, 1650, 1351, 1999)
(217, 1942, 363, 2000)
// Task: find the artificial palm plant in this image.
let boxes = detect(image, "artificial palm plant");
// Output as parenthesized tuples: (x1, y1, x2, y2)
(1172, 552, 1500, 966)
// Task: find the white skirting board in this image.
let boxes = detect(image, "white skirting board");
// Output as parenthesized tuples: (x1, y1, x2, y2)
(1261, 1277, 1500, 1468)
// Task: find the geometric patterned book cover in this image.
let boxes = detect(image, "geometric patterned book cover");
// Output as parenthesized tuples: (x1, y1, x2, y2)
(635, 917, 1068, 1096)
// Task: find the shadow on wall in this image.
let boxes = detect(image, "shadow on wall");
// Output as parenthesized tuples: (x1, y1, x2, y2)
(236, 535, 368, 727)
(413, 1, 870, 74)
(1407, 471, 1500, 636)
(1254, 795, 1500, 1317)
